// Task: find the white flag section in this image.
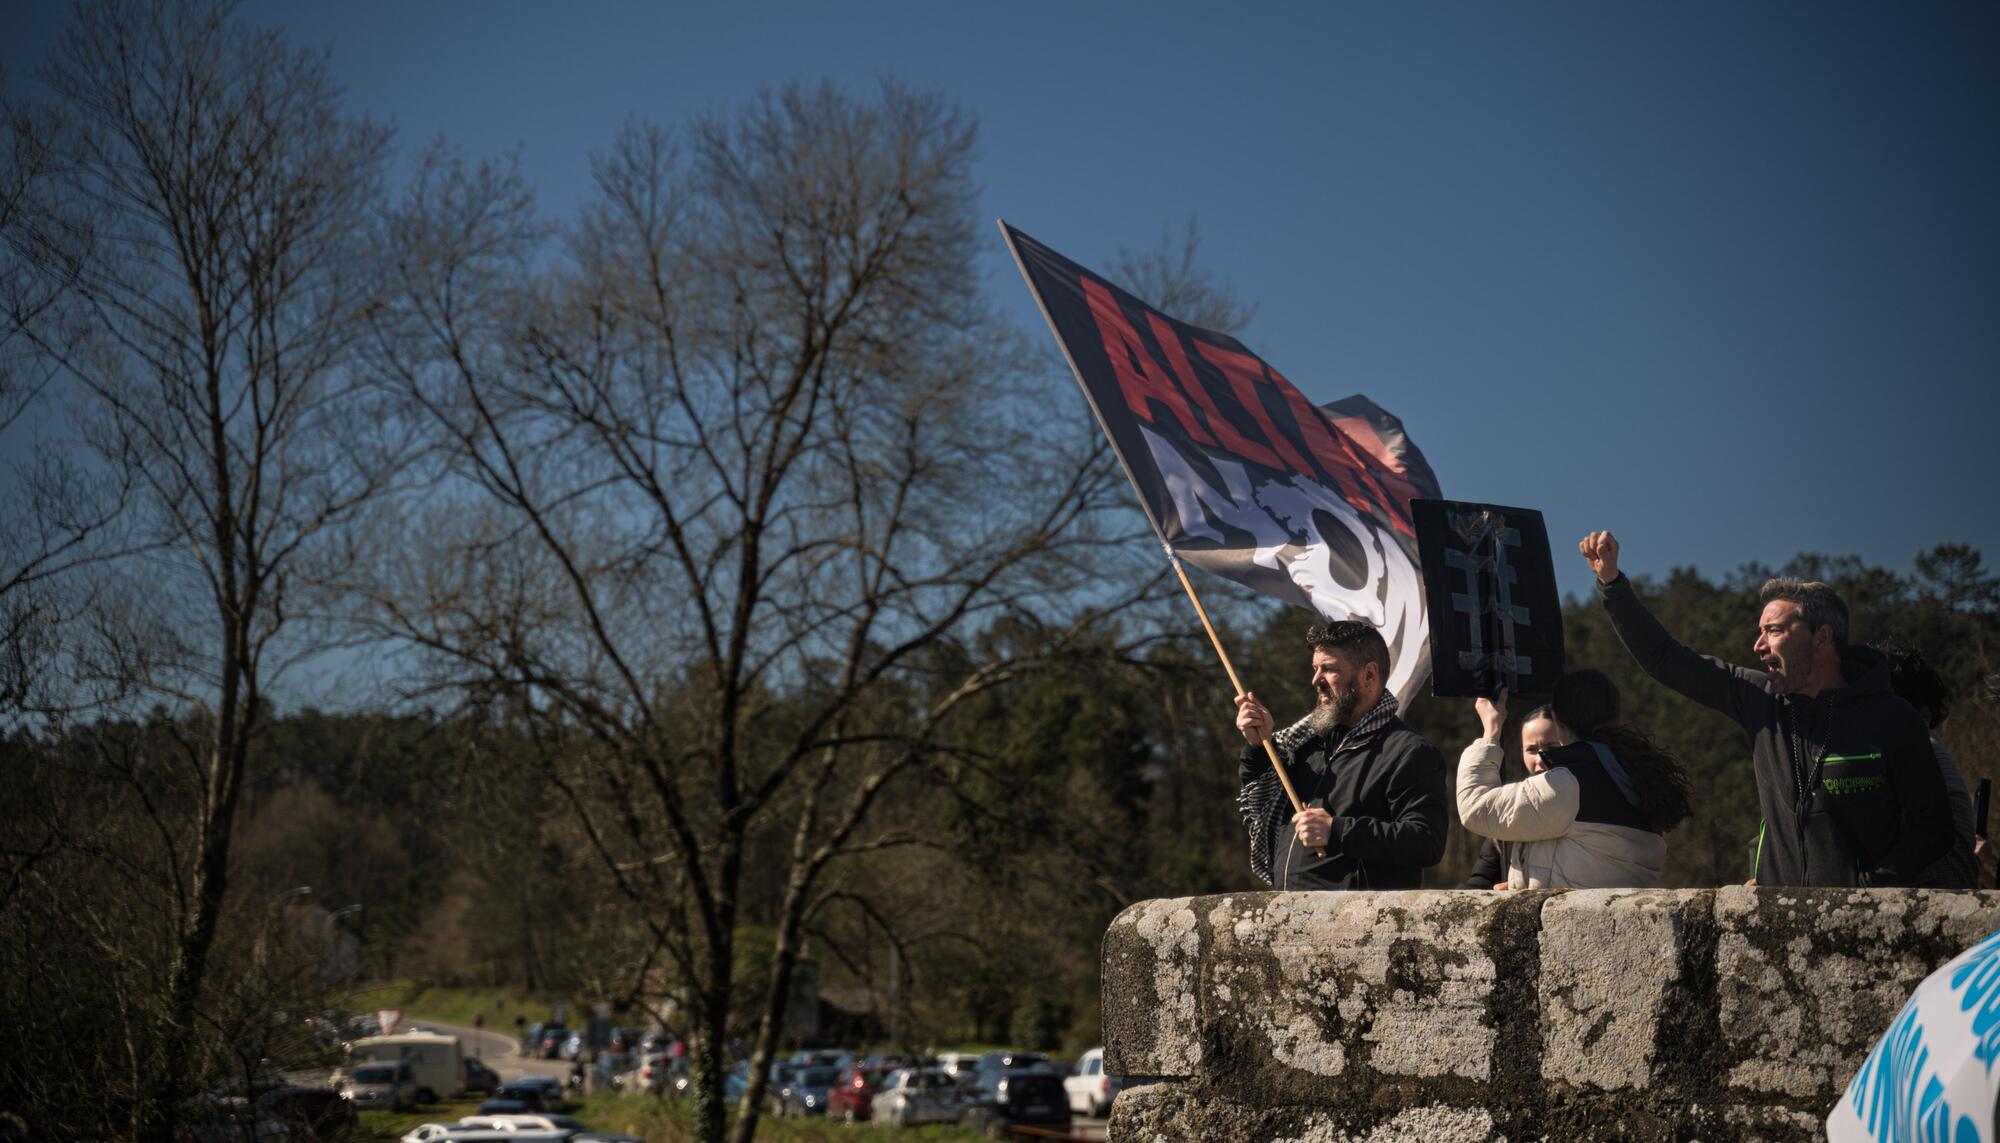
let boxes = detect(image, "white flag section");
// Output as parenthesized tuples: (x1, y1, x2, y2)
(1828, 926, 2000, 1143)
(1142, 424, 1429, 702)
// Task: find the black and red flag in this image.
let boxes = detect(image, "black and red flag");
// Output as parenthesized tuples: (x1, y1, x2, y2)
(1001, 223, 1442, 703)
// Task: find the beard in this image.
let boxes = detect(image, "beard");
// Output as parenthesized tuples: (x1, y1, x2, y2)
(1303, 682, 1360, 734)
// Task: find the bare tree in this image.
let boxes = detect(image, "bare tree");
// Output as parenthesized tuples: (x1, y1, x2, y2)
(0, 85, 131, 719)
(369, 81, 1157, 1143)
(1106, 215, 1257, 336)
(4, 2, 402, 1137)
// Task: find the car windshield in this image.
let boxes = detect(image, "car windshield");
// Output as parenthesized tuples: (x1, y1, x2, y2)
(800, 1067, 841, 1085)
(352, 1065, 398, 1083)
(913, 1071, 953, 1089)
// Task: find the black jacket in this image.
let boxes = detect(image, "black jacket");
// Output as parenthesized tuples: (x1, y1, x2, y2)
(1237, 717, 1449, 890)
(1599, 573, 1949, 886)
(1462, 838, 1508, 889)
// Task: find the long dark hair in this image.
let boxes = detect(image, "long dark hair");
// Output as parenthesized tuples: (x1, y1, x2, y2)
(1544, 669, 1694, 834)
(1880, 639, 1948, 729)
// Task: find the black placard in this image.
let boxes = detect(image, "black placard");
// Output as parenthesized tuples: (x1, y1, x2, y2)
(1413, 499, 1565, 699)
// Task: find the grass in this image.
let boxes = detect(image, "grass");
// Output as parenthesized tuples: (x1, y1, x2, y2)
(341, 980, 568, 1030)
(349, 1094, 989, 1143)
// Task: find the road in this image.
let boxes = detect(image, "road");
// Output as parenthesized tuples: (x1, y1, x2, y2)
(416, 1018, 566, 1086)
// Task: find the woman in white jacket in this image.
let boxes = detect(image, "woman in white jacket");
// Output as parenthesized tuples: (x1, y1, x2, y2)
(1457, 669, 1693, 889)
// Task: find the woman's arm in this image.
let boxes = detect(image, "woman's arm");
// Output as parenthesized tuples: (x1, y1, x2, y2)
(1456, 737, 1580, 842)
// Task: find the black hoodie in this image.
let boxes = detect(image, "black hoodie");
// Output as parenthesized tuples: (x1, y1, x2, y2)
(1598, 573, 1950, 887)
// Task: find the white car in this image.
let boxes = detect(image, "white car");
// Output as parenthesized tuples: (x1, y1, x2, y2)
(400, 1126, 558, 1143)
(872, 1067, 966, 1127)
(460, 1115, 589, 1132)
(1063, 1047, 1121, 1117)
(933, 1052, 979, 1078)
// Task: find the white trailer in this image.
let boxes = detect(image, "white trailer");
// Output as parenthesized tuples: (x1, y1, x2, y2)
(342, 1032, 465, 1102)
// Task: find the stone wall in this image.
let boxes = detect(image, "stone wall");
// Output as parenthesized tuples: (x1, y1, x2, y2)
(1102, 888, 2000, 1142)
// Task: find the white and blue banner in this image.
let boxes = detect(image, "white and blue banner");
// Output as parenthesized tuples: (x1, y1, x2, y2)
(1830, 927, 2000, 1143)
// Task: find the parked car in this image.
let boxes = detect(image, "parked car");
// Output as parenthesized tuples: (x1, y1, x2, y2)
(589, 1051, 634, 1090)
(765, 1060, 800, 1092)
(509, 1075, 568, 1109)
(464, 1055, 504, 1095)
(788, 1049, 849, 1070)
(536, 1025, 569, 1058)
(823, 1064, 894, 1123)
(406, 1133, 568, 1143)
(770, 1065, 843, 1116)
(618, 1050, 681, 1095)
(934, 1052, 979, 1078)
(462, 1113, 590, 1132)
(253, 1086, 357, 1133)
(398, 1124, 469, 1143)
(400, 1124, 535, 1143)
(724, 1060, 753, 1104)
(974, 1050, 1053, 1077)
(1064, 1047, 1121, 1116)
(483, 1082, 550, 1112)
(339, 1061, 419, 1111)
(873, 1067, 967, 1127)
(961, 1069, 1072, 1139)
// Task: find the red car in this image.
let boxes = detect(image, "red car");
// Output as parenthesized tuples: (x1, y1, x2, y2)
(824, 1065, 894, 1123)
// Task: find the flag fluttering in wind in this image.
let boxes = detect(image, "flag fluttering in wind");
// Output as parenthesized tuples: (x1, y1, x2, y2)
(1001, 223, 1441, 704)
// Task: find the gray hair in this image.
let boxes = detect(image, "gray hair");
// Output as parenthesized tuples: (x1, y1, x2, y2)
(1759, 578, 1849, 646)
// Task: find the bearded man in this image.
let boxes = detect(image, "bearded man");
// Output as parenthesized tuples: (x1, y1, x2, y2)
(1581, 530, 1949, 886)
(1233, 621, 1450, 890)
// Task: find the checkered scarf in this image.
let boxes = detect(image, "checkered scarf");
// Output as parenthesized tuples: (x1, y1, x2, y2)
(1237, 691, 1401, 886)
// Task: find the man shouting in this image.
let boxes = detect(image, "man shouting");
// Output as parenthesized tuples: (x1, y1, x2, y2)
(1234, 621, 1449, 890)
(1581, 530, 1949, 886)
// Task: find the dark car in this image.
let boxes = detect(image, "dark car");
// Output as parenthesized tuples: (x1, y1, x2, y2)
(724, 1060, 752, 1104)
(824, 1065, 894, 1123)
(591, 1051, 634, 1091)
(771, 1065, 843, 1117)
(961, 1069, 1072, 1139)
(974, 1050, 1053, 1077)
(509, 1074, 569, 1109)
(536, 1025, 569, 1059)
(252, 1085, 357, 1131)
(464, 1056, 502, 1095)
(487, 1081, 551, 1111)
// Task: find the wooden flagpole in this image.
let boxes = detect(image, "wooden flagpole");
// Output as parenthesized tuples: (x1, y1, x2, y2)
(996, 220, 1315, 846)
(1166, 553, 1308, 818)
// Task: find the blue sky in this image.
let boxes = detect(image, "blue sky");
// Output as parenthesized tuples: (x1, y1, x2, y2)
(6, 1, 1996, 609)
